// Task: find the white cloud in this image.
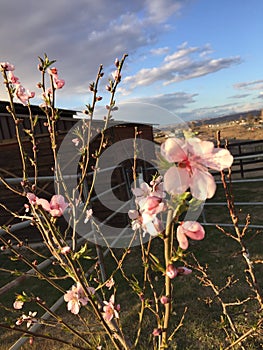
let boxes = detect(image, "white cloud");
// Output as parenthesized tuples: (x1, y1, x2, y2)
(228, 93, 250, 99)
(127, 91, 198, 111)
(179, 100, 263, 122)
(233, 79, 263, 91)
(0, 0, 184, 103)
(144, 0, 185, 23)
(150, 47, 170, 56)
(122, 43, 241, 92)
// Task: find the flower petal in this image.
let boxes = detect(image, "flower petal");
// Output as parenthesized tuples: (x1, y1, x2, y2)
(161, 138, 187, 163)
(186, 138, 214, 156)
(128, 209, 139, 220)
(164, 166, 190, 195)
(202, 148, 233, 171)
(182, 221, 205, 241)
(176, 226, 189, 250)
(36, 198, 51, 212)
(190, 169, 216, 200)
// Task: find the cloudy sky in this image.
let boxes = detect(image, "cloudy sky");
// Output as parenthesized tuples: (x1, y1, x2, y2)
(1, 0, 263, 125)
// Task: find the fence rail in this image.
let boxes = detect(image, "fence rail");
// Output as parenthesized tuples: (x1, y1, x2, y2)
(200, 176, 263, 229)
(227, 139, 263, 178)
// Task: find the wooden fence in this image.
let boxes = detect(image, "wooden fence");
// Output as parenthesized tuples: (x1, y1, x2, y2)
(227, 139, 263, 178)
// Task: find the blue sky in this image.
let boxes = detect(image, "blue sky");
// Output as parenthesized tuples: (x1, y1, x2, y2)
(1, 0, 263, 125)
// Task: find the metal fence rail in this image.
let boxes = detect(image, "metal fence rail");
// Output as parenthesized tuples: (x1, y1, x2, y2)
(200, 177, 263, 229)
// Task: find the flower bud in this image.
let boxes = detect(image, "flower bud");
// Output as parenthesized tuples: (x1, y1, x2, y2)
(166, 264, 178, 279)
(114, 58, 119, 68)
(152, 328, 162, 336)
(160, 295, 170, 304)
(61, 246, 71, 255)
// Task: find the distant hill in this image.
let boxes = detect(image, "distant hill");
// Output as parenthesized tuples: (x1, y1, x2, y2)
(159, 109, 262, 130)
(195, 109, 262, 126)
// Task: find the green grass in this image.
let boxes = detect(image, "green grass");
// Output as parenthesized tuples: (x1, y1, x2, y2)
(0, 180, 262, 349)
(202, 180, 263, 226)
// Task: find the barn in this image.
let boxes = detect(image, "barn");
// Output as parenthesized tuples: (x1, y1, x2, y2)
(0, 101, 156, 242)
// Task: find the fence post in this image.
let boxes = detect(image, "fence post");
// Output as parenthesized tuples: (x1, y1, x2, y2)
(238, 144, 245, 178)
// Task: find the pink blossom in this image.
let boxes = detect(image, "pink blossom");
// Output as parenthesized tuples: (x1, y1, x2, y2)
(54, 78, 65, 89)
(140, 196, 166, 216)
(132, 180, 165, 206)
(72, 138, 80, 146)
(160, 295, 170, 304)
(47, 67, 58, 76)
(152, 328, 162, 336)
(28, 193, 68, 217)
(47, 67, 65, 89)
(128, 210, 144, 231)
(103, 295, 119, 321)
(176, 221, 205, 250)
(48, 195, 68, 217)
(26, 192, 38, 205)
(61, 246, 71, 255)
(13, 300, 24, 310)
(161, 137, 233, 200)
(35, 198, 51, 212)
(150, 176, 166, 197)
(64, 282, 95, 315)
(141, 213, 164, 236)
(112, 70, 121, 82)
(128, 209, 139, 221)
(129, 179, 166, 237)
(15, 84, 35, 105)
(128, 209, 164, 237)
(0, 62, 15, 71)
(114, 58, 119, 67)
(166, 264, 178, 279)
(37, 195, 68, 217)
(105, 277, 115, 290)
(132, 182, 151, 204)
(8, 71, 20, 84)
(16, 311, 37, 328)
(84, 209, 93, 224)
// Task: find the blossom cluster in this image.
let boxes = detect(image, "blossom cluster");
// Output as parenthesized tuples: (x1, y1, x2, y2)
(64, 282, 95, 315)
(26, 193, 68, 217)
(46, 67, 65, 90)
(64, 282, 120, 321)
(16, 311, 37, 328)
(0, 61, 65, 107)
(0, 61, 35, 105)
(128, 136, 233, 250)
(161, 137, 233, 200)
(103, 294, 120, 321)
(40, 67, 65, 107)
(128, 176, 166, 237)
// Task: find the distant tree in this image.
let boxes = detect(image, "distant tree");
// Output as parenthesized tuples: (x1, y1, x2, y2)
(189, 121, 197, 130)
(246, 113, 255, 124)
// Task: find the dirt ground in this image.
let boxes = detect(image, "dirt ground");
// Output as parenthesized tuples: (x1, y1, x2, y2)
(195, 122, 263, 142)
(155, 121, 263, 144)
